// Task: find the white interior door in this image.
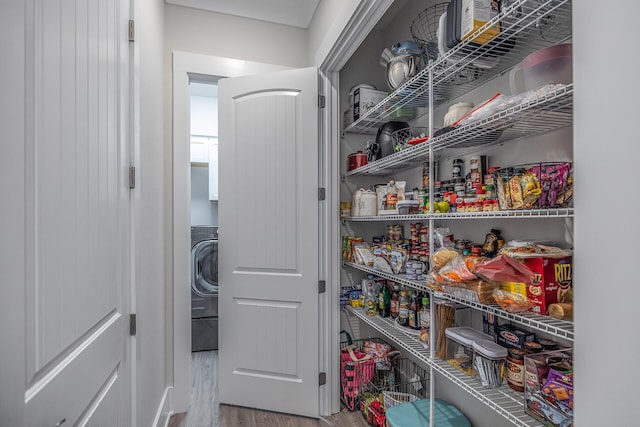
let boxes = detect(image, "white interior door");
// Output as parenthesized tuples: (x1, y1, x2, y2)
(218, 67, 320, 417)
(0, 0, 132, 426)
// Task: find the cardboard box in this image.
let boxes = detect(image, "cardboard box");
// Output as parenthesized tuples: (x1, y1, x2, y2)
(500, 281, 528, 299)
(496, 324, 535, 350)
(524, 257, 572, 316)
(353, 87, 387, 121)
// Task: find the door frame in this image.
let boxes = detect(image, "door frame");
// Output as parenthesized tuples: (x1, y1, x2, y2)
(170, 52, 289, 413)
(317, 0, 395, 415)
(170, 0, 395, 416)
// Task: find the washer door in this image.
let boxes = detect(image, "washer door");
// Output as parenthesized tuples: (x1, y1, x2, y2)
(191, 239, 218, 297)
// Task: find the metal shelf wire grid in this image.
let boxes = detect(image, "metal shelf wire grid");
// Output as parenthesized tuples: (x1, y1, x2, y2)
(346, 83, 573, 177)
(343, 0, 572, 135)
(344, 306, 432, 373)
(344, 262, 431, 294)
(344, 207, 574, 221)
(345, 306, 545, 427)
(344, 262, 574, 341)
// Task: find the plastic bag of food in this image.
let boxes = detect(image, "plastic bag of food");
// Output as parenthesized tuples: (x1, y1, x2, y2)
(436, 256, 477, 283)
(474, 254, 534, 283)
(492, 288, 533, 313)
(388, 248, 408, 275)
(453, 94, 509, 127)
(441, 279, 498, 305)
(520, 173, 541, 208)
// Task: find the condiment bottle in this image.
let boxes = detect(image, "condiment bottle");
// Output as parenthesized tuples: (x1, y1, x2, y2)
(398, 288, 409, 326)
(408, 292, 419, 329)
(507, 348, 526, 392)
(390, 284, 400, 319)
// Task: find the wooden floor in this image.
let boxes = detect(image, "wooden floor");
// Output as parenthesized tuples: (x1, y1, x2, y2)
(168, 351, 369, 427)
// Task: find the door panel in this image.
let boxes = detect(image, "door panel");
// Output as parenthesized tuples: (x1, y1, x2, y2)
(21, 0, 131, 424)
(219, 67, 319, 417)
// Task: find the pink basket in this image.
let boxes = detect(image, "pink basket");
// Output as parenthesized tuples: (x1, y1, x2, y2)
(340, 346, 375, 411)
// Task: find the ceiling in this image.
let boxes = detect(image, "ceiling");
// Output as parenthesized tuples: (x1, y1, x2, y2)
(165, 0, 321, 29)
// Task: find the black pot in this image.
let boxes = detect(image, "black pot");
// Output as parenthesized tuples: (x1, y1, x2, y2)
(376, 121, 409, 158)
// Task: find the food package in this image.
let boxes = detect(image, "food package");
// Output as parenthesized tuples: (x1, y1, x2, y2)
(492, 288, 533, 313)
(520, 173, 542, 208)
(353, 243, 376, 266)
(499, 241, 572, 259)
(474, 254, 534, 283)
(435, 256, 477, 283)
(442, 279, 498, 305)
(342, 236, 364, 261)
(430, 248, 459, 273)
(548, 303, 573, 321)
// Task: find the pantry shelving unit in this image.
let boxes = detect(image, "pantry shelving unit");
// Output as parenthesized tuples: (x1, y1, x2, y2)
(340, 0, 573, 426)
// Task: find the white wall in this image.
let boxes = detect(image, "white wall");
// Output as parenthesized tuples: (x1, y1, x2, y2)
(308, 0, 361, 66)
(164, 4, 309, 69)
(191, 165, 218, 225)
(573, 1, 639, 425)
(136, 0, 167, 425)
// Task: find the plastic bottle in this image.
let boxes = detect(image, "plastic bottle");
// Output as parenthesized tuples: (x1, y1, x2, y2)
(390, 284, 400, 319)
(364, 276, 377, 316)
(398, 288, 409, 326)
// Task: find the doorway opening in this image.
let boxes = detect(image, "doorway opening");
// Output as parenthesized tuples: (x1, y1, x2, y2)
(189, 79, 220, 353)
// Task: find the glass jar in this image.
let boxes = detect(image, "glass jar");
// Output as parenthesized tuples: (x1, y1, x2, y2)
(507, 348, 526, 392)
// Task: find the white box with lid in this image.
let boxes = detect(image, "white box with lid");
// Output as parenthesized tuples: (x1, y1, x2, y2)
(472, 339, 508, 389)
(444, 327, 493, 376)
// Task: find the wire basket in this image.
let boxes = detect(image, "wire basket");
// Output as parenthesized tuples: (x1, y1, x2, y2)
(340, 337, 398, 412)
(359, 358, 430, 425)
(410, 3, 449, 62)
(391, 127, 432, 151)
(493, 162, 573, 210)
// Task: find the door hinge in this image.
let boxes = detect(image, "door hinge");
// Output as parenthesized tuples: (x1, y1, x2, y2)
(129, 20, 135, 41)
(318, 95, 325, 109)
(130, 314, 136, 336)
(319, 372, 326, 386)
(318, 280, 326, 294)
(318, 187, 326, 201)
(129, 166, 135, 189)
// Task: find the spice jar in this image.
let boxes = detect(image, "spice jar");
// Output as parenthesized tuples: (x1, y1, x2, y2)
(507, 348, 526, 392)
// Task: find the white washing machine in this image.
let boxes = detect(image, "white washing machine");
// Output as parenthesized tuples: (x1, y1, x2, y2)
(191, 226, 219, 351)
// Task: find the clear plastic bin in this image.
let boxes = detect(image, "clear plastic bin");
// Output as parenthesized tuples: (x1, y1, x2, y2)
(472, 339, 507, 389)
(444, 327, 492, 376)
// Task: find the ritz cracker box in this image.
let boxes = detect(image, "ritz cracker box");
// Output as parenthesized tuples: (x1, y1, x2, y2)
(525, 256, 572, 316)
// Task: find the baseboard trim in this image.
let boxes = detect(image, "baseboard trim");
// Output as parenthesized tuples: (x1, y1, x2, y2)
(152, 387, 172, 427)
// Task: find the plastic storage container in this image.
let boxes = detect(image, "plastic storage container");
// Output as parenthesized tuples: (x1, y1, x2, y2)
(397, 200, 420, 215)
(472, 339, 508, 389)
(444, 327, 493, 375)
(385, 398, 471, 427)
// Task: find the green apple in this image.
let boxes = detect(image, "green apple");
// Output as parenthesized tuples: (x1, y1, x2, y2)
(437, 201, 450, 213)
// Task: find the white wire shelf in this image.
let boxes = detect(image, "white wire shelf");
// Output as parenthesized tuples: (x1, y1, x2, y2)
(344, 262, 431, 293)
(345, 84, 573, 177)
(344, 208, 574, 222)
(344, 262, 574, 342)
(430, 359, 544, 427)
(344, 306, 432, 367)
(432, 291, 574, 342)
(343, 0, 572, 135)
(345, 305, 545, 427)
